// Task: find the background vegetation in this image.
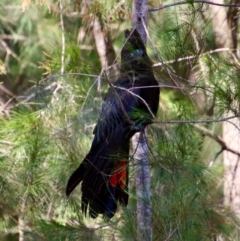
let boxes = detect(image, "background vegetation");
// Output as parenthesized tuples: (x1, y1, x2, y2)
(0, 0, 240, 240)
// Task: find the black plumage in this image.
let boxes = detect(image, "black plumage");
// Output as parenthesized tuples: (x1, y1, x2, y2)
(66, 29, 160, 218)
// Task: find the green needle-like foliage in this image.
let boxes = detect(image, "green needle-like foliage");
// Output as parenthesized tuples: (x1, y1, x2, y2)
(0, 1, 239, 240)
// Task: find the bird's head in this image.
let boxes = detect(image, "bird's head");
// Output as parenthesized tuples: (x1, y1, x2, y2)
(120, 29, 153, 77)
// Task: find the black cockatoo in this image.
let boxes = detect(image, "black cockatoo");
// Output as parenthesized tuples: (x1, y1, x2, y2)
(66, 29, 160, 218)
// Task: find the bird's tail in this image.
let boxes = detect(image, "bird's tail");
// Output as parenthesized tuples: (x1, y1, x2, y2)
(66, 140, 129, 218)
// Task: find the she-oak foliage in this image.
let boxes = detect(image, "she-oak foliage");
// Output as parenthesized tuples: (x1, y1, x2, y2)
(0, 0, 238, 240)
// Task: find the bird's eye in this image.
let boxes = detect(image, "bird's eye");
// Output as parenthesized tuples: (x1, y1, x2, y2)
(130, 49, 144, 59)
(134, 49, 144, 56)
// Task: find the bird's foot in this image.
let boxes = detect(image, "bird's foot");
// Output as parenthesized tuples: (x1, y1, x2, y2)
(130, 121, 144, 132)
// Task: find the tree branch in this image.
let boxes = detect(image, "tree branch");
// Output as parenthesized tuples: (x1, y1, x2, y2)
(192, 124, 240, 157)
(104, 75, 132, 125)
(154, 114, 240, 124)
(149, 0, 240, 12)
(153, 48, 230, 67)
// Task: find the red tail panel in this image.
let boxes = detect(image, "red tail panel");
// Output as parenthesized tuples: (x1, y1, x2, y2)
(109, 159, 127, 189)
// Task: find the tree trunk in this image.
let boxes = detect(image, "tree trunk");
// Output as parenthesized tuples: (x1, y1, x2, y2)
(92, 18, 119, 82)
(209, 0, 240, 219)
(223, 116, 240, 218)
(131, 1, 152, 241)
(132, 132, 152, 241)
(77, 1, 119, 83)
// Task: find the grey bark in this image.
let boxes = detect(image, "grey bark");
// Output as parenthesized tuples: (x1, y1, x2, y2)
(132, 1, 152, 241)
(132, 132, 152, 241)
(132, 0, 148, 44)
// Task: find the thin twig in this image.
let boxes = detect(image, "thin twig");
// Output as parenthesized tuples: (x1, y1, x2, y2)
(154, 114, 240, 124)
(21, 82, 58, 104)
(226, 120, 240, 132)
(104, 76, 132, 125)
(0, 39, 20, 61)
(0, 34, 26, 41)
(59, 0, 65, 75)
(209, 149, 223, 167)
(192, 124, 240, 157)
(149, 0, 240, 12)
(1, 73, 100, 113)
(141, 18, 185, 94)
(153, 48, 230, 67)
(113, 85, 156, 119)
(78, 71, 103, 115)
(164, 221, 181, 241)
(0, 85, 17, 99)
(48, 73, 98, 79)
(142, 130, 173, 173)
(86, 46, 232, 72)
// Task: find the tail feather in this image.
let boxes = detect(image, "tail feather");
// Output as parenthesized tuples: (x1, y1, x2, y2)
(66, 161, 86, 196)
(66, 140, 130, 218)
